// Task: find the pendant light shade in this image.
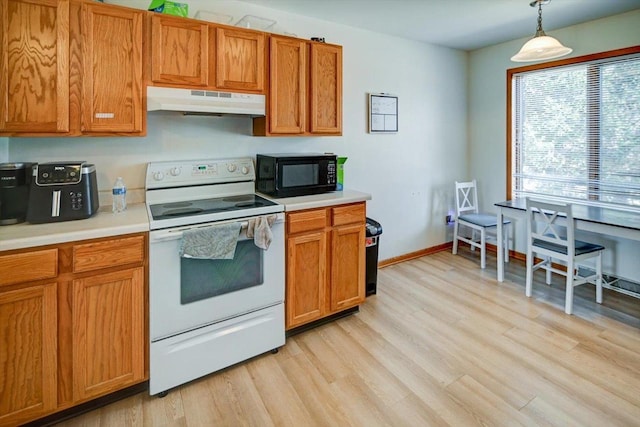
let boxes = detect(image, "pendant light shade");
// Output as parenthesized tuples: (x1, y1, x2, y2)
(511, 35, 572, 62)
(511, 0, 572, 62)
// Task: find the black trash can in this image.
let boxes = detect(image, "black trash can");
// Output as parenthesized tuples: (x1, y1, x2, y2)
(365, 217, 383, 296)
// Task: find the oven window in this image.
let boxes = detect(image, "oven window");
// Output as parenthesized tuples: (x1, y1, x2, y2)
(180, 240, 263, 304)
(282, 163, 319, 187)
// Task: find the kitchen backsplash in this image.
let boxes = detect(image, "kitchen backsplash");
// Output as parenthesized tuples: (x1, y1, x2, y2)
(0, 138, 8, 162)
(9, 113, 342, 197)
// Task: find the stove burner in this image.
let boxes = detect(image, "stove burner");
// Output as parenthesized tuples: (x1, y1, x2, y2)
(163, 208, 204, 216)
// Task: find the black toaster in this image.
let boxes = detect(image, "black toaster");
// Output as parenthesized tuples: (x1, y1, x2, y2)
(26, 161, 100, 223)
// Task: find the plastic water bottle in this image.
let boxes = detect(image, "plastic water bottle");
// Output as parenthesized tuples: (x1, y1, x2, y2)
(112, 177, 127, 213)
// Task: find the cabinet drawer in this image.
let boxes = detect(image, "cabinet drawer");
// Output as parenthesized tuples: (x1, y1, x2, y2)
(332, 203, 365, 226)
(73, 235, 145, 273)
(0, 249, 58, 287)
(287, 209, 327, 234)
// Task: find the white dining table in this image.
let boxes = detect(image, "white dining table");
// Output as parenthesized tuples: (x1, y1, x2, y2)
(495, 198, 640, 283)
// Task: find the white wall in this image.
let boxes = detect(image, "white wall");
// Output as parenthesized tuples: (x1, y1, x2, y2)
(9, 0, 468, 261)
(468, 10, 640, 280)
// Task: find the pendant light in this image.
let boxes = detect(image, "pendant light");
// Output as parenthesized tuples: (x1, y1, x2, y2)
(511, 0, 572, 62)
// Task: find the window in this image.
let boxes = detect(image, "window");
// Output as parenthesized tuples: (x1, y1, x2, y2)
(508, 47, 640, 210)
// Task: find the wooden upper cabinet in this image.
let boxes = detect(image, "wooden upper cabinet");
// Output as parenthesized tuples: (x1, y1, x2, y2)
(81, 3, 143, 133)
(268, 36, 306, 134)
(151, 14, 208, 86)
(0, 283, 57, 425)
(216, 27, 265, 92)
(309, 43, 342, 134)
(0, 0, 69, 133)
(255, 38, 342, 136)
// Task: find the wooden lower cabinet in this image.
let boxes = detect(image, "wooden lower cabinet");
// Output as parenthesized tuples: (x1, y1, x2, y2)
(0, 233, 147, 426)
(286, 231, 327, 327)
(285, 202, 365, 330)
(72, 267, 145, 401)
(0, 283, 58, 426)
(330, 223, 366, 311)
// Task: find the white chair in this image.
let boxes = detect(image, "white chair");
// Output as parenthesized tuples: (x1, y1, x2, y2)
(525, 198, 604, 315)
(452, 180, 510, 269)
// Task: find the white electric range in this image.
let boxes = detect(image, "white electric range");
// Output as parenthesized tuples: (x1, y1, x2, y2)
(145, 157, 285, 396)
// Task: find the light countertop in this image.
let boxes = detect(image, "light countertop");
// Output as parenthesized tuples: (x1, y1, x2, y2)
(261, 189, 372, 212)
(0, 203, 150, 252)
(1, 190, 372, 252)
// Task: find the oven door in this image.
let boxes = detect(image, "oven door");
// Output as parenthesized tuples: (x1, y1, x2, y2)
(149, 213, 285, 341)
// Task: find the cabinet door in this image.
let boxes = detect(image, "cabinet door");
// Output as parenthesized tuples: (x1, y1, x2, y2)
(81, 3, 143, 132)
(309, 43, 342, 134)
(330, 223, 365, 312)
(72, 267, 144, 401)
(286, 231, 327, 329)
(151, 15, 208, 86)
(0, 0, 69, 133)
(216, 27, 265, 92)
(268, 36, 306, 134)
(0, 283, 57, 425)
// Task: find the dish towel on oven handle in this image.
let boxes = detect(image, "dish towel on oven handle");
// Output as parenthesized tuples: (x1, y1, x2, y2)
(179, 222, 242, 259)
(246, 214, 277, 250)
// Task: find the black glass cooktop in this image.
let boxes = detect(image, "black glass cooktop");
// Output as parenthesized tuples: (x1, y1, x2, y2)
(150, 194, 277, 221)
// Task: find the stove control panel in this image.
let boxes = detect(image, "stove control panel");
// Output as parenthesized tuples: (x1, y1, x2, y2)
(145, 158, 255, 189)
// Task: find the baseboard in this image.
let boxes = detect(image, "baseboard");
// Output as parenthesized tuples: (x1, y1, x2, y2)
(22, 381, 148, 427)
(378, 241, 527, 269)
(286, 306, 360, 337)
(379, 242, 452, 268)
(486, 242, 526, 262)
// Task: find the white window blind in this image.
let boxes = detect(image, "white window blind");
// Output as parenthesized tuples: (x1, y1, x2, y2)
(511, 53, 640, 210)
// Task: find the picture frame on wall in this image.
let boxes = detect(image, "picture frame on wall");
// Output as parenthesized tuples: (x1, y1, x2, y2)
(368, 93, 398, 133)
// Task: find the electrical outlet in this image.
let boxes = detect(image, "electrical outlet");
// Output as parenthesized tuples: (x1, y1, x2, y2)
(445, 215, 452, 224)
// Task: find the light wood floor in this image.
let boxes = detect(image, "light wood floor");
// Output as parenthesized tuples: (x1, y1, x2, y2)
(55, 248, 640, 426)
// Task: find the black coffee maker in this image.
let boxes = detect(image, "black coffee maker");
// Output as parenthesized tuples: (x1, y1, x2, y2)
(0, 162, 33, 225)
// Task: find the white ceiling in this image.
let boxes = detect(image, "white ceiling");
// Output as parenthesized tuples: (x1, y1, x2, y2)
(237, 0, 640, 51)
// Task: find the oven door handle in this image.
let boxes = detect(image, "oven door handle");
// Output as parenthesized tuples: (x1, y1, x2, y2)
(150, 213, 284, 243)
(150, 230, 187, 243)
(150, 220, 252, 243)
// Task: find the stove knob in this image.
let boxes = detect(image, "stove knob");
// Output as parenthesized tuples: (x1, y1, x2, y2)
(241, 166, 249, 175)
(227, 163, 237, 172)
(153, 171, 164, 181)
(170, 167, 181, 176)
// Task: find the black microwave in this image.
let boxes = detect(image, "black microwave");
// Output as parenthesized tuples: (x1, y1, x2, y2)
(256, 153, 337, 197)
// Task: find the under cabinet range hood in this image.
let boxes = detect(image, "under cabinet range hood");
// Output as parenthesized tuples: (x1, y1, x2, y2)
(146, 86, 265, 116)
